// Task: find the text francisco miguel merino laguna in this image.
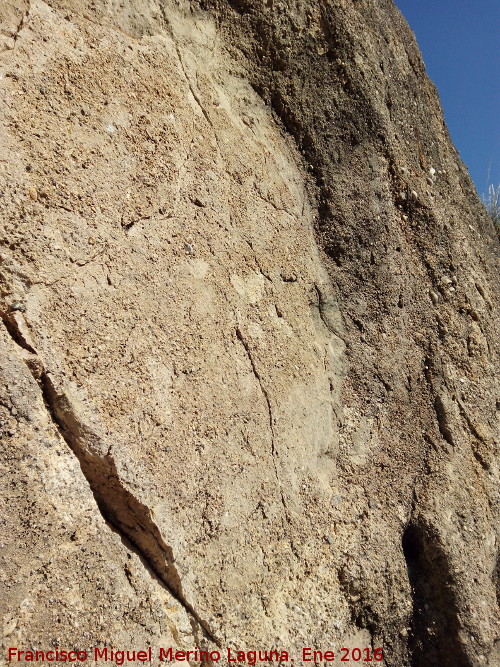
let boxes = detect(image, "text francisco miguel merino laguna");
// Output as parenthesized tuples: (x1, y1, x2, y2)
(7, 646, 384, 665)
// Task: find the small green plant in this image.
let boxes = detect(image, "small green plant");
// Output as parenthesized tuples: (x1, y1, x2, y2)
(482, 183, 500, 227)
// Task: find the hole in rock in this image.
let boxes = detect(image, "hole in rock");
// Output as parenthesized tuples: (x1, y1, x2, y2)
(402, 524, 469, 667)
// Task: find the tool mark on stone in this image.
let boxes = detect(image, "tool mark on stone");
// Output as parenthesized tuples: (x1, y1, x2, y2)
(172, 42, 226, 165)
(174, 46, 213, 130)
(313, 283, 347, 343)
(235, 326, 289, 520)
(433, 395, 455, 448)
(456, 396, 488, 446)
(253, 181, 294, 217)
(1, 319, 220, 648)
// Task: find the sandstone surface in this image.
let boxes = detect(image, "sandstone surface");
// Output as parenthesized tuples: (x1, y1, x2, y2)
(0, 2, 498, 666)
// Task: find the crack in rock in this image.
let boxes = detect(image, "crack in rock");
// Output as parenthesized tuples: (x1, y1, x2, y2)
(235, 326, 289, 520)
(0, 1, 31, 54)
(1, 319, 220, 647)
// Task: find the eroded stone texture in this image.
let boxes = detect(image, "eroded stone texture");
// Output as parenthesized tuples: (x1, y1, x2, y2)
(1, 2, 498, 666)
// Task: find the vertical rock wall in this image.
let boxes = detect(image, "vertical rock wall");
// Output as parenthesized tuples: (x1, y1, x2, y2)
(1, 1, 498, 665)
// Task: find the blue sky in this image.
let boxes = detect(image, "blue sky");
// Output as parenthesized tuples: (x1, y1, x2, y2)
(394, 0, 499, 196)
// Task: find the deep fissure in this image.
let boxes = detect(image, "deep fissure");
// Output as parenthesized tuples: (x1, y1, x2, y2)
(402, 523, 469, 667)
(2, 320, 220, 648)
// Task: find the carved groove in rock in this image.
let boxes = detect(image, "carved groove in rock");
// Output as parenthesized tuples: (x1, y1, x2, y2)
(235, 326, 289, 521)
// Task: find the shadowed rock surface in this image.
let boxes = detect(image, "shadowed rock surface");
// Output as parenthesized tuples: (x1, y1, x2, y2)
(1, 1, 498, 665)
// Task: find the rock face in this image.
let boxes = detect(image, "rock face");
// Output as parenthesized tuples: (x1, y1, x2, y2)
(0, 1, 498, 666)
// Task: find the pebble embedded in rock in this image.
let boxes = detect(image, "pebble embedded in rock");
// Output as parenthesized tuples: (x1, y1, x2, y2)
(10, 302, 26, 312)
(331, 494, 343, 507)
(429, 290, 439, 305)
(396, 191, 406, 204)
